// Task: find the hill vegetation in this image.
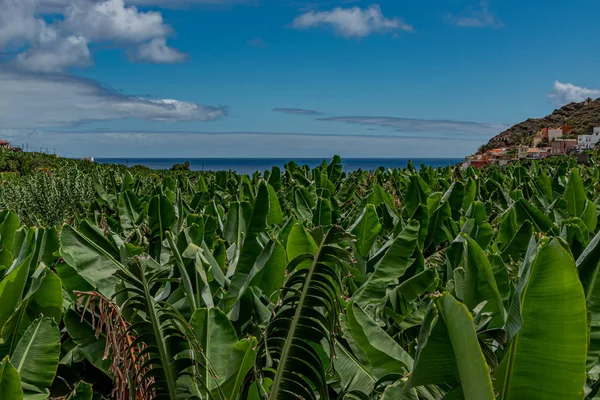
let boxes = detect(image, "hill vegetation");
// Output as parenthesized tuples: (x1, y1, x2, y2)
(481, 97, 600, 151)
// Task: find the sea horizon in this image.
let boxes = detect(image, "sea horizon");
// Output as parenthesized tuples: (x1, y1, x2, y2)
(95, 157, 463, 174)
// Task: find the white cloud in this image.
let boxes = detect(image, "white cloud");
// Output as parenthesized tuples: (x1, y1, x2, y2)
(292, 5, 413, 38)
(0, 0, 186, 71)
(35, 0, 253, 12)
(15, 35, 91, 72)
(63, 0, 170, 42)
(319, 116, 507, 135)
(0, 0, 45, 48)
(449, 1, 502, 28)
(549, 81, 600, 106)
(0, 69, 226, 129)
(130, 38, 187, 63)
(127, 0, 252, 5)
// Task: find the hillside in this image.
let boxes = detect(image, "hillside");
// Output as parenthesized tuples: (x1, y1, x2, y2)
(480, 97, 600, 152)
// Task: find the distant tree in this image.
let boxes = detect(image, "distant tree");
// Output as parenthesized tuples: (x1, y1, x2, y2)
(171, 161, 191, 171)
(131, 164, 151, 172)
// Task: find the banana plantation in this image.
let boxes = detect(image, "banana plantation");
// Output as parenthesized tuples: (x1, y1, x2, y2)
(0, 155, 600, 399)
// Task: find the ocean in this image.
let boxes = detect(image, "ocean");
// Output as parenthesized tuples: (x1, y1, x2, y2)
(95, 158, 463, 174)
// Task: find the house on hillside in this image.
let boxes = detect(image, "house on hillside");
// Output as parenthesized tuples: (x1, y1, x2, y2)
(525, 147, 551, 159)
(470, 159, 489, 169)
(552, 138, 577, 155)
(548, 128, 563, 142)
(0, 140, 10, 149)
(464, 154, 489, 169)
(526, 148, 541, 159)
(578, 127, 600, 150)
(487, 148, 506, 158)
(538, 147, 552, 158)
(517, 145, 528, 159)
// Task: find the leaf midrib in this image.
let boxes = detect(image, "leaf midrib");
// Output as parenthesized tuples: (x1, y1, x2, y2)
(269, 235, 325, 399)
(16, 319, 42, 374)
(500, 247, 540, 400)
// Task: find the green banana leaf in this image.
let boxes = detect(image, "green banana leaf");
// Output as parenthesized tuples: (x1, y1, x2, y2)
(189, 307, 238, 392)
(286, 222, 319, 264)
(0, 210, 20, 258)
(350, 204, 382, 259)
(0, 356, 23, 399)
(352, 220, 419, 306)
(67, 381, 93, 400)
(117, 190, 144, 234)
(461, 234, 506, 326)
(381, 380, 418, 399)
(12, 317, 60, 388)
(266, 183, 283, 225)
(148, 194, 177, 261)
(564, 168, 587, 219)
(409, 294, 495, 400)
(59, 222, 124, 298)
(63, 310, 110, 373)
(405, 175, 431, 218)
(461, 202, 493, 250)
(0, 266, 63, 358)
(313, 197, 333, 227)
(514, 198, 557, 234)
(581, 199, 598, 233)
(346, 302, 413, 376)
(577, 231, 600, 369)
(0, 255, 31, 331)
(218, 337, 257, 400)
(494, 239, 587, 400)
(333, 341, 377, 394)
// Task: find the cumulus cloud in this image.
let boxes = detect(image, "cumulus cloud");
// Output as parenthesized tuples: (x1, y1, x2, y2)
(292, 5, 413, 38)
(63, 0, 170, 42)
(549, 81, 600, 106)
(130, 38, 187, 63)
(448, 1, 502, 28)
(319, 116, 507, 135)
(14, 35, 91, 72)
(0, 0, 185, 72)
(272, 108, 320, 115)
(0, 69, 226, 129)
(0, 0, 43, 48)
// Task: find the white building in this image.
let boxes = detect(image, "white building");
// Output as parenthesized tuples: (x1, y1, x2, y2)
(517, 145, 528, 159)
(548, 128, 563, 142)
(578, 127, 600, 150)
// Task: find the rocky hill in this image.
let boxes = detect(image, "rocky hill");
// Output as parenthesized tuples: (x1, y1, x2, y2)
(480, 97, 600, 152)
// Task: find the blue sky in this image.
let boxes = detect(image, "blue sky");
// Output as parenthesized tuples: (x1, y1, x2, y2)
(1, 0, 599, 158)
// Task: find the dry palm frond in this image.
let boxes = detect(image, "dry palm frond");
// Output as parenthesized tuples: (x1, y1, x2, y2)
(75, 291, 153, 400)
(425, 248, 447, 270)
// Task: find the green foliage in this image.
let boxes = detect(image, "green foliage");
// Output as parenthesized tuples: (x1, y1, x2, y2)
(0, 154, 597, 399)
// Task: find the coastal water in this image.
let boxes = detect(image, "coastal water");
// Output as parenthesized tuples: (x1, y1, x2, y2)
(95, 158, 462, 174)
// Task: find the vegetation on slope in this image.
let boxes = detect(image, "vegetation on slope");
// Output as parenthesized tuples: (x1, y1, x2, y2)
(482, 97, 600, 151)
